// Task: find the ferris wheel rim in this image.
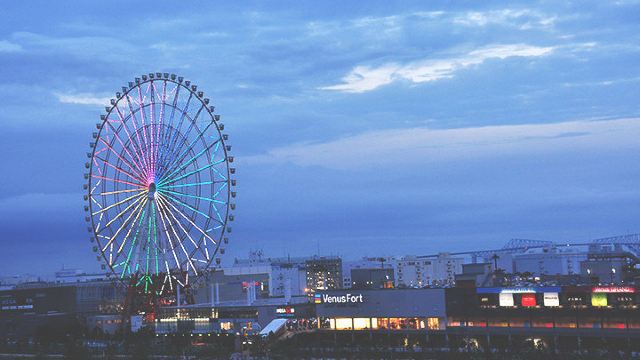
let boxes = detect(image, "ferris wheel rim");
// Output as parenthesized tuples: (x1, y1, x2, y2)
(84, 73, 234, 293)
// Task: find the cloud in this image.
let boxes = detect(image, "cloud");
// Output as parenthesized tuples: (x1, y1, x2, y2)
(245, 118, 640, 170)
(320, 44, 554, 93)
(0, 40, 22, 52)
(54, 92, 111, 106)
(453, 9, 556, 30)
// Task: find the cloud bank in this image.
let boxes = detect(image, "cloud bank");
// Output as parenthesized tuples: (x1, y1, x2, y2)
(246, 118, 640, 170)
(320, 44, 554, 93)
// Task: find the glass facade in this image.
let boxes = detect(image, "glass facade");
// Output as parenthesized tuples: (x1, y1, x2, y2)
(324, 317, 443, 331)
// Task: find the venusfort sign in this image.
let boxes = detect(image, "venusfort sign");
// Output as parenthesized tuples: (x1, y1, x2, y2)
(318, 293, 364, 304)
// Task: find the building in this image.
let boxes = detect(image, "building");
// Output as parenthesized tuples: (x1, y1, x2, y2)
(580, 244, 639, 284)
(0, 280, 124, 340)
(155, 296, 314, 335)
(394, 253, 463, 288)
(228, 252, 311, 298)
(513, 246, 587, 276)
(305, 256, 342, 290)
(193, 270, 270, 305)
(351, 268, 394, 289)
(454, 263, 494, 287)
(315, 288, 446, 330)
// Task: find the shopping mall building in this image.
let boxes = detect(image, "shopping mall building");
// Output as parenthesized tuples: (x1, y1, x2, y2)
(4, 282, 640, 350)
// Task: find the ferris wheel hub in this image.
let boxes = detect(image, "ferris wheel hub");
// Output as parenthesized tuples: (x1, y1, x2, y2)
(148, 182, 157, 199)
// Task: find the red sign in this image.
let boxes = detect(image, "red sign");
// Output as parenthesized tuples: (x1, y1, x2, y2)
(521, 294, 537, 307)
(592, 286, 635, 293)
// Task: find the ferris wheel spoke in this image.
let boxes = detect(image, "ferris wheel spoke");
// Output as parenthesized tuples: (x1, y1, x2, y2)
(163, 180, 215, 189)
(161, 104, 206, 177)
(156, 192, 217, 246)
(103, 114, 148, 179)
(100, 196, 147, 253)
(158, 119, 215, 180)
(113, 106, 151, 177)
(101, 195, 146, 239)
(156, 189, 212, 221)
(155, 194, 209, 260)
(124, 93, 152, 175)
(151, 203, 160, 275)
(99, 187, 146, 196)
(154, 80, 168, 179)
(114, 194, 148, 254)
(154, 197, 183, 270)
(134, 86, 153, 175)
(156, 188, 226, 206)
(156, 84, 182, 178)
(162, 91, 194, 174)
(95, 154, 147, 185)
(91, 188, 146, 216)
(120, 98, 151, 172)
(155, 196, 196, 273)
(149, 81, 157, 178)
(111, 199, 148, 269)
(158, 158, 225, 187)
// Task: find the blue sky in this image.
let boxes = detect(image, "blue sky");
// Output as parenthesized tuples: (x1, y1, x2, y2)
(0, 1, 639, 276)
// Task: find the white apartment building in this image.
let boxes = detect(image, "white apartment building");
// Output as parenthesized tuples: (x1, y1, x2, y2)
(513, 246, 587, 275)
(394, 253, 463, 287)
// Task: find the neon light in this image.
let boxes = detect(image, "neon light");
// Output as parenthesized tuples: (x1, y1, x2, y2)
(592, 286, 635, 293)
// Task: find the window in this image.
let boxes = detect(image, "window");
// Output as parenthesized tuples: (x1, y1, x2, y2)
(376, 318, 389, 329)
(427, 317, 439, 330)
(353, 318, 370, 330)
(334, 318, 352, 330)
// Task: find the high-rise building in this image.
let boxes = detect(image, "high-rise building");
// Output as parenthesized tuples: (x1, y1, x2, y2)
(305, 256, 342, 290)
(394, 253, 463, 287)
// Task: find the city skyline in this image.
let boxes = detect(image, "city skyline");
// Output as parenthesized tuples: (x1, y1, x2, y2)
(1, 1, 640, 276)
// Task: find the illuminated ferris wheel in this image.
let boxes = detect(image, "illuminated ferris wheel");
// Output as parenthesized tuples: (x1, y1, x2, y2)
(84, 73, 235, 295)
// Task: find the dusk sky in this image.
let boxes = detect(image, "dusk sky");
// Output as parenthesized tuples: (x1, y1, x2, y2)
(1, 1, 639, 276)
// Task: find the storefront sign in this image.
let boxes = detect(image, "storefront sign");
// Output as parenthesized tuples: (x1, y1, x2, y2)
(477, 287, 560, 294)
(543, 292, 559, 307)
(276, 307, 295, 315)
(521, 293, 537, 307)
(592, 286, 635, 293)
(316, 293, 364, 304)
(499, 293, 514, 307)
(591, 293, 608, 307)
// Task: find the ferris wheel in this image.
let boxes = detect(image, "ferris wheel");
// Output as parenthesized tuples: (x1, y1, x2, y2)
(84, 73, 235, 295)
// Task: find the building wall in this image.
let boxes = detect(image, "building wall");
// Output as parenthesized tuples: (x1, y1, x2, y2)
(306, 257, 342, 290)
(315, 289, 446, 318)
(394, 254, 463, 287)
(513, 248, 587, 276)
(351, 268, 394, 289)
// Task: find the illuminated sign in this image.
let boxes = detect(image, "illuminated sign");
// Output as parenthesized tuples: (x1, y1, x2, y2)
(543, 293, 559, 307)
(592, 286, 635, 293)
(591, 293, 608, 307)
(316, 293, 364, 304)
(276, 307, 295, 315)
(521, 294, 537, 307)
(0, 297, 34, 311)
(501, 288, 535, 294)
(499, 293, 514, 307)
(477, 287, 560, 294)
